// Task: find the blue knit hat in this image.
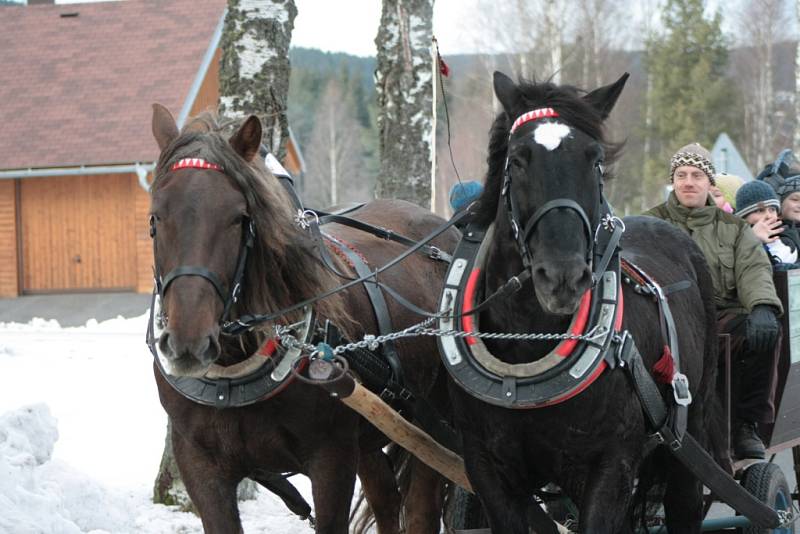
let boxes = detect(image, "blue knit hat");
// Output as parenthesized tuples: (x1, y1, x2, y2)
(449, 181, 483, 211)
(735, 181, 780, 218)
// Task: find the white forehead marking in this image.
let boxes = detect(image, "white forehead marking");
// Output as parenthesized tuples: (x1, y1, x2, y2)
(533, 122, 571, 151)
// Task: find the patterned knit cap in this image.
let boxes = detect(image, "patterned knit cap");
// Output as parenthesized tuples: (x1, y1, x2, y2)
(669, 143, 716, 185)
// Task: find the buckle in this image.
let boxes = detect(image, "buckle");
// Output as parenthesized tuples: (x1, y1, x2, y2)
(651, 429, 682, 450)
(429, 246, 443, 261)
(613, 330, 630, 367)
(671, 372, 692, 406)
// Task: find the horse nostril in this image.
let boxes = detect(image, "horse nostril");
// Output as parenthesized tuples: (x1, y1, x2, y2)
(534, 266, 550, 284)
(158, 332, 172, 357)
(203, 335, 221, 363)
(574, 266, 592, 288)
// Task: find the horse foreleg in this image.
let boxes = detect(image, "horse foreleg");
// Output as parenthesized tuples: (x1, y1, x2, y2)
(662, 457, 704, 534)
(461, 436, 532, 534)
(578, 452, 638, 534)
(172, 430, 242, 534)
(403, 457, 446, 534)
(307, 440, 359, 534)
(356, 449, 401, 534)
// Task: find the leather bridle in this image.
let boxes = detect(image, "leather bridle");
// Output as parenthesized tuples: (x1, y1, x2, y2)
(149, 158, 255, 330)
(500, 109, 606, 277)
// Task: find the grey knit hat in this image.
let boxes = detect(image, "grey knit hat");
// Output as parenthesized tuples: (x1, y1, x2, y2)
(735, 180, 780, 218)
(670, 143, 716, 185)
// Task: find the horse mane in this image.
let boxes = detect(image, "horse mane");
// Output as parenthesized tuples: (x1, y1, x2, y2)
(472, 79, 622, 227)
(151, 111, 353, 337)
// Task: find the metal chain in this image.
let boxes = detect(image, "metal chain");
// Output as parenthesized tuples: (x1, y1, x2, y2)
(275, 317, 607, 358)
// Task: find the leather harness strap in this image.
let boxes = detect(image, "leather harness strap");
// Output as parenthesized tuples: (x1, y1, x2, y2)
(617, 335, 782, 529)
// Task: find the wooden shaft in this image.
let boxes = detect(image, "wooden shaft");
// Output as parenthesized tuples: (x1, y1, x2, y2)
(315, 366, 574, 532)
(340, 378, 473, 492)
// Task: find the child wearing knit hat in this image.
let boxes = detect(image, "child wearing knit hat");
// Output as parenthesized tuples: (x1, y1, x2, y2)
(712, 173, 744, 213)
(735, 180, 798, 265)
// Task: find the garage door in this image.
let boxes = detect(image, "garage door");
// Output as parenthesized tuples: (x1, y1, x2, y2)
(20, 174, 136, 293)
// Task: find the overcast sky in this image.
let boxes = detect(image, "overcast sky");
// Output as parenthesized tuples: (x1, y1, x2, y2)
(47, 0, 486, 56)
(46, 0, 788, 56)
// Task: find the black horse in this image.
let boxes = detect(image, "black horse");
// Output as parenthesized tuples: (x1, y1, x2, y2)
(445, 72, 724, 533)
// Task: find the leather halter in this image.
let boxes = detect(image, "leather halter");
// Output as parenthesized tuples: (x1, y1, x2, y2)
(149, 158, 255, 329)
(502, 109, 599, 272)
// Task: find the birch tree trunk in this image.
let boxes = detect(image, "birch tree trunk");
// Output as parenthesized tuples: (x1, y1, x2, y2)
(544, 0, 562, 83)
(375, 0, 435, 207)
(219, 0, 298, 161)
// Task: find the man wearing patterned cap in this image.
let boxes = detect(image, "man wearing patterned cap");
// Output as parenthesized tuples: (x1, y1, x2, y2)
(646, 143, 783, 459)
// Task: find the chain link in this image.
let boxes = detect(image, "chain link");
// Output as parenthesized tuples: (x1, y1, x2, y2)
(275, 317, 607, 358)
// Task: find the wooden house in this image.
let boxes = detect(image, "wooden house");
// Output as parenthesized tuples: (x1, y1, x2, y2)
(0, 0, 305, 297)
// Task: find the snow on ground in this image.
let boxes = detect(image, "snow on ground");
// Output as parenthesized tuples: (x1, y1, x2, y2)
(0, 314, 318, 534)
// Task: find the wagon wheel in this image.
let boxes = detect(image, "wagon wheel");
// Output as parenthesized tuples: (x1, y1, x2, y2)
(741, 462, 795, 534)
(444, 485, 489, 532)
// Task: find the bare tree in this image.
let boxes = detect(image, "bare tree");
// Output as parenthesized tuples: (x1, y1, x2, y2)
(732, 0, 786, 169)
(375, 0, 435, 206)
(304, 78, 373, 207)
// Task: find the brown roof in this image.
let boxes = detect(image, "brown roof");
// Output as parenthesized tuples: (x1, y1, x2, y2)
(0, 0, 226, 170)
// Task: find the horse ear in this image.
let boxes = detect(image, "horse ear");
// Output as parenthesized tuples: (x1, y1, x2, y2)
(230, 115, 263, 162)
(583, 73, 630, 120)
(493, 71, 518, 115)
(152, 104, 179, 151)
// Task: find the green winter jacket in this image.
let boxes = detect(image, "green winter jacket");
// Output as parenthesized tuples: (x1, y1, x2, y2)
(645, 192, 783, 316)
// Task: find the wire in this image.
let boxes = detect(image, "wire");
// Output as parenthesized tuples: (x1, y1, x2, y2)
(434, 39, 463, 187)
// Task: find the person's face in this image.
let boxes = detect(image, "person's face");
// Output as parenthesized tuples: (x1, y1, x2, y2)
(710, 186, 726, 209)
(673, 165, 711, 208)
(744, 205, 779, 226)
(781, 192, 800, 222)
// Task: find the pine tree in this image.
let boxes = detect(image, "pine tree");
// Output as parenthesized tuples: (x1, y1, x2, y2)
(643, 0, 741, 204)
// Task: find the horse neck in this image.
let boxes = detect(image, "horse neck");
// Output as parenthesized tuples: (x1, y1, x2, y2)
(480, 219, 573, 364)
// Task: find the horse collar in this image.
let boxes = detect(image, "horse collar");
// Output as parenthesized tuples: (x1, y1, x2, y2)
(437, 222, 623, 408)
(147, 299, 316, 408)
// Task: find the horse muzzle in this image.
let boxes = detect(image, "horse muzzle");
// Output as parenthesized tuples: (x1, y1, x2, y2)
(157, 328, 221, 378)
(530, 256, 592, 315)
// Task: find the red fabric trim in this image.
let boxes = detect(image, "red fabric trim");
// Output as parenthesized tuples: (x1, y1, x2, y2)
(171, 158, 224, 172)
(509, 108, 560, 134)
(461, 268, 481, 345)
(323, 235, 367, 270)
(554, 290, 592, 357)
(614, 284, 624, 331)
(257, 338, 279, 357)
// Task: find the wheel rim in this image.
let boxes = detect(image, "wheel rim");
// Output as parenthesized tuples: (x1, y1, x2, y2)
(774, 489, 791, 534)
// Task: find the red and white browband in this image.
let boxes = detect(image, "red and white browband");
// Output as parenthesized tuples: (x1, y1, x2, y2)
(509, 107, 559, 135)
(171, 158, 224, 172)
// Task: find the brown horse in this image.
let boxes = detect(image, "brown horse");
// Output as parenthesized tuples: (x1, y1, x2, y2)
(148, 104, 459, 534)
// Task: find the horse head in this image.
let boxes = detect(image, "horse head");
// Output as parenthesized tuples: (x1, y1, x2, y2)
(148, 105, 266, 377)
(486, 71, 628, 315)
